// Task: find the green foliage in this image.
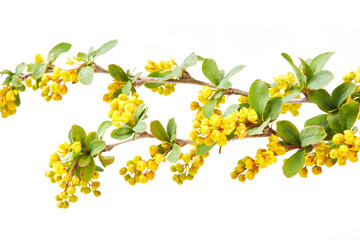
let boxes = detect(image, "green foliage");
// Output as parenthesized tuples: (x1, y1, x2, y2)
(111, 126, 134, 140)
(307, 70, 334, 90)
(196, 142, 216, 156)
(48, 42, 72, 63)
(224, 104, 240, 117)
(181, 53, 203, 68)
(331, 81, 356, 108)
(108, 64, 129, 82)
(15, 62, 27, 76)
(167, 118, 177, 142)
(248, 80, 269, 121)
(310, 52, 334, 74)
(276, 120, 301, 146)
(327, 110, 343, 133)
(281, 53, 306, 87)
(80, 157, 95, 182)
(283, 149, 305, 178)
(202, 58, 221, 86)
(78, 66, 94, 85)
(339, 102, 359, 130)
(308, 89, 336, 112)
(248, 118, 271, 136)
(263, 96, 282, 122)
(85, 132, 98, 147)
(150, 120, 170, 142)
(304, 114, 335, 140)
(69, 125, 86, 145)
(32, 64, 47, 79)
(299, 126, 327, 147)
(97, 121, 113, 138)
(79, 155, 91, 167)
(133, 121, 147, 133)
(167, 143, 181, 163)
(89, 140, 106, 156)
(203, 98, 217, 118)
(96, 40, 118, 57)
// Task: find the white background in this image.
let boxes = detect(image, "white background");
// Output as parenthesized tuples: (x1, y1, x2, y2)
(1, 0, 360, 239)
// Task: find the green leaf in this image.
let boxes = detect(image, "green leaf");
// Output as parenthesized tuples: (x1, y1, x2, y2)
(310, 52, 334, 74)
(122, 81, 132, 95)
(15, 93, 21, 106)
(202, 58, 221, 86)
(89, 140, 106, 156)
(79, 155, 92, 167)
(327, 110, 343, 133)
(307, 70, 334, 90)
(248, 80, 269, 120)
(15, 62, 27, 76)
(95, 166, 104, 172)
(11, 76, 22, 87)
(172, 66, 182, 77)
(281, 53, 306, 87)
(217, 79, 232, 89)
(97, 120, 113, 137)
(224, 104, 239, 117)
(299, 126, 327, 147)
(108, 64, 129, 82)
(111, 126, 134, 140)
(195, 142, 216, 156)
(283, 149, 305, 178)
(78, 66, 94, 85)
(167, 143, 181, 163)
(282, 91, 300, 103)
(99, 154, 115, 166)
(305, 114, 335, 141)
(331, 81, 356, 108)
(263, 96, 282, 122)
(212, 90, 224, 99)
(167, 118, 177, 141)
(70, 125, 86, 146)
(276, 120, 301, 146)
(133, 120, 147, 133)
(299, 58, 313, 81)
(339, 102, 359, 130)
(3, 76, 12, 85)
(32, 64, 47, 79)
(308, 89, 336, 112)
(150, 120, 170, 142)
(134, 104, 147, 122)
(224, 65, 246, 80)
(80, 157, 95, 182)
(131, 72, 142, 84)
(48, 42, 72, 62)
(203, 98, 217, 118)
(96, 40, 118, 57)
(61, 151, 74, 164)
(181, 53, 198, 68)
(85, 132, 98, 147)
(248, 118, 271, 136)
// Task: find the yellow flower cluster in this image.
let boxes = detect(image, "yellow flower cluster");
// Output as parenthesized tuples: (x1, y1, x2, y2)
(26, 54, 78, 102)
(45, 146, 101, 209)
(190, 87, 258, 147)
(330, 131, 359, 165)
(170, 148, 210, 185)
(270, 73, 301, 116)
(230, 134, 285, 182)
(299, 142, 334, 178)
(342, 66, 360, 82)
(108, 92, 144, 128)
(145, 59, 177, 96)
(0, 86, 18, 118)
(119, 144, 168, 185)
(103, 80, 126, 103)
(299, 131, 360, 178)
